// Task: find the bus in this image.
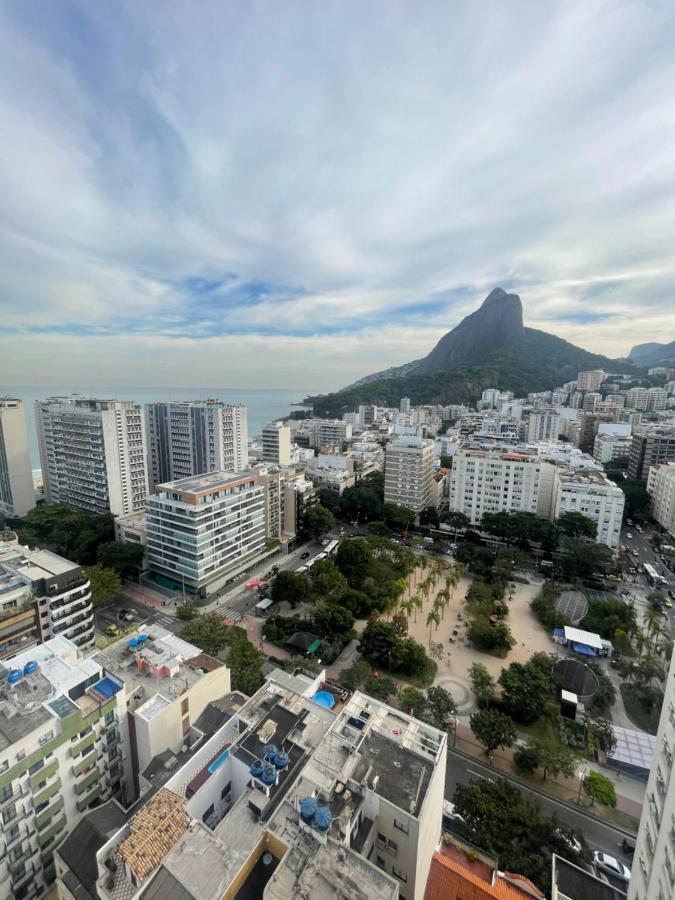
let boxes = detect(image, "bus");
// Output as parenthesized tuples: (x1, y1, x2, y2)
(643, 562, 668, 589)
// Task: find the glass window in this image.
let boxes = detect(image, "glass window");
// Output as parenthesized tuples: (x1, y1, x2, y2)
(393, 818, 409, 834)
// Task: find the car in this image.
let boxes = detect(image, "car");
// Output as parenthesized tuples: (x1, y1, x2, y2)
(301, 551, 311, 560)
(555, 829, 582, 855)
(118, 609, 135, 622)
(664, 597, 672, 609)
(423, 536, 434, 544)
(593, 851, 631, 882)
(621, 837, 636, 857)
(625, 532, 633, 539)
(442, 800, 465, 830)
(635, 525, 643, 533)
(105, 623, 121, 637)
(631, 550, 639, 558)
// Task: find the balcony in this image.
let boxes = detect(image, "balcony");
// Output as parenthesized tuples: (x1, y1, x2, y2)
(35, 797, 64, 831)
(70, 733, 96, 758)
(76, 784, 102, 813)
(37, 816, 66, 851)
(29, 760, 59, 791)
(75, 767, 101, 796)
(72, 750, 98, 777)
(32, 779, 62, 810)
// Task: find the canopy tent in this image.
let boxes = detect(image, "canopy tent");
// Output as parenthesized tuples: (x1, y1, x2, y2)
(563, 626, 603, 650)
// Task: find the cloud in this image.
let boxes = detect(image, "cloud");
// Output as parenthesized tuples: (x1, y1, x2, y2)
(0, 0, 674, 389)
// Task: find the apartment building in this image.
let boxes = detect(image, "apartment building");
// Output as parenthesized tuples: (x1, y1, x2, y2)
(593, 433, 632, 466)
(0, 398, 35, 517)
(358, 404, 378, 426)
(552, 469, 625, 549)
(312, 419, 353, 449)
(283, 475, 318, 537)
(305, 452, 356, 496)
(145, 401, 248, 490)
(384, 436, 435, 513)
(145, 471, 266, 597)
(93, 667, 447, 900)
(35, 397, 148, 516)
(0, 535, 94, 658)
(627, 649, 675, 900)
(0, 637, 133, 899)
(400, 397, 411, 413)
(582, 392, 602, 412)
(262, 421, 292, 466)
(527, 409, 561, 442)
(449, 445, 547, 524)
(625, 388, 649, 411)
(576, 370, 604, 392)
(628, 427, 675, 480)
(92, 625, 230, 796)
(647, 463, 675, 539)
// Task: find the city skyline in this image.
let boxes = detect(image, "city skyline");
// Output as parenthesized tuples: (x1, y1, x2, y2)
(1, 1, 675, 390)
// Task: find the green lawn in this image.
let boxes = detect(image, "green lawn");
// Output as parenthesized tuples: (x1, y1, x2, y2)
(620, 683, 663, 735)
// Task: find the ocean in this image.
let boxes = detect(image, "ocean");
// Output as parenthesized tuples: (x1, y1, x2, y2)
(0, 384, 310, 471)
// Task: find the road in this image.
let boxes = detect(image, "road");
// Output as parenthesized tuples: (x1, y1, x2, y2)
(94, 594, 184, 636)
(444, 746, 635, 872)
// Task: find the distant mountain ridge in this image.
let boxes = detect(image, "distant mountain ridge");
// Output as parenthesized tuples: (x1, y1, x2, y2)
(629, 340, 675, 366)
(306, 287, 641, 416)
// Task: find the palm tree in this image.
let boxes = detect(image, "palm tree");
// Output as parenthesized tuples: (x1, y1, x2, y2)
(412, 594, 422, 623)
(644, 608, 665, 650)
(426, 608, 441, 644)
(401, 596, 415, 621)
(634, 629, 648, 661)
(436, 588, 450, 619)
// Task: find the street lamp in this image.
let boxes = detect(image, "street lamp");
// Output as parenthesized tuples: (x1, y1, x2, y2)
(576, 765, 589, 804)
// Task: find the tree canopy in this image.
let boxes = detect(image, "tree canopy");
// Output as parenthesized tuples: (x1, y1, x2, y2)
(469, 709, 516, 754)
(97, 541, 145, 578)
(583, 771, 617, 807)
(181, 613, 232, 656)
(84, 564, 121, 605)
(498, 661, 551, 724)
(305, 505, 336, 539)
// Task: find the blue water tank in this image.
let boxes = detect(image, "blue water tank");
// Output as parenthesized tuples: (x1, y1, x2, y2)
(263, 744, 278, 762)
(7, 669, 22, 685)
(250, 760, 264, 779)
(23, 660, 38, 676)
(313, 806, 332, 832)
(128, 638, 138, 650)
(273, 751, 289, 770)
(137, 634, 148, 646)
(261, 765, 276, 786)
(300, 796, 318, 822)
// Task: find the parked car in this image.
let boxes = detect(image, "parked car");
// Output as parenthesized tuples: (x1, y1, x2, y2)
(442, 800, 465, 831)
(555, 829, 582, 855)
(105, 623, 121, 637)
(625, 532, 633, 539)
(301, 551, 311, 559)
(593, 851, 631, 883)
(664, 596, 673, 609)
(621, 837, 636, 857)
(118, 609, 135, 622)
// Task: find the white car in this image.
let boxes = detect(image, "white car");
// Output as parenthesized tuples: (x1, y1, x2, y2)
(555, 829, 582, 854)
(442, 800, 465, 829)
(593, 851, 631, 882)
(625, 532, 633, 539)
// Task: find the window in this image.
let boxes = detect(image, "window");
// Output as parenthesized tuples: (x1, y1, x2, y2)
(376, 855, 385, 869)
(388, 839, 398, 857)
(0, 760, 7, 774)
(181, 698, 189, 716)
(376, 832, 386, 849)
(393, 818, 409, 834)
(28, 760, 44, 776)
(221, 782, 232, 800)
(16, 750, 25, 762)
(392, 866, 407, 883)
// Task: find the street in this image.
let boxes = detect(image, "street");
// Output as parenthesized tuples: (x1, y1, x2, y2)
(444, 746, 635, 871)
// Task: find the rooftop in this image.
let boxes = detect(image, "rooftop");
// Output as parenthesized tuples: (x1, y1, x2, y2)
(154, 469, 260, 496)
(0, 541, 79, 581)
(351, 729, 433, 814)
(57, 801, 128, 899)
(118, 788, 189, 882)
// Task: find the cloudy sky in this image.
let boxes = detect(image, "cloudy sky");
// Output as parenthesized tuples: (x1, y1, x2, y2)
(1, 0, 674, 392)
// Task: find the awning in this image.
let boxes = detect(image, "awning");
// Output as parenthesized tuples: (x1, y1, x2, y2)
(563, 626, 603, 650)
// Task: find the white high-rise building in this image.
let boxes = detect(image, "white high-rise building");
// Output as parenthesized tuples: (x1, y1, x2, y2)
(262, 421, 292, 466)
(145, 400, 248, 490)
(0, 398, 35, 517)
(628, 648, 675, 900)
(592, 433, 632, 465)
(576, 370, 604, 392)
(400, 396, 411, 413)
(384, 436, 435, 512)
(552, 469, 625, 549)
(145, 470, 266, 597)
(527, 409, 561, 443)
(35, 397, 148, 516)
(647, 462, 675, 539)
(625, 387, 650, 411)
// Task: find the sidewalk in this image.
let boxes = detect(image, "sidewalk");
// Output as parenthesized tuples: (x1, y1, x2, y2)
(454, 723, 641, 828)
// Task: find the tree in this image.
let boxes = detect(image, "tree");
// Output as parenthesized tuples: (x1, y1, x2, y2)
(439, 454, 453, 469)
(514, 743, 541, 774)
(419, 506, 440, 528)
(442, 510, 469, 537)
(391, 611, 408, 637)
(498, 662, 551, 724)
(97, 541, 145, 578)
(84, 565, 121, 605)
(399, 686, 428, 719)
(359, 621, 399, 669)
(335, 539, 372, 587)
(425, 686, 456, 730)
(176, 600, 197, 621)
(583, 771, 617, 807)
(561, 537, 612, 580)
(616, 477, 651, 521)
(469, 662, 496, 706)
(428, 639, 445, 663)
(426, 608, 440, 644)
(313, 601, 355, 642)
(227, 629, 264, 695)
(556, 512, 597, 540)
(470, 709, 516, 755)
(271, 571, 311, 608)
(532, 737, 577, 781)
(311, 561, 348, 599)
(383, 503, 416, 528)
(182, 613, 231, 656)
(305, 505, 336, 539)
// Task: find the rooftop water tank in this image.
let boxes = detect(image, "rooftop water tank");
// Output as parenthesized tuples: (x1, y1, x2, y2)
(313, 806, 332, 832)
(137, 634, 148, 646)
(273, 751, 289, 770)
(263, 744, 278, 762)
(300, 796, 318, 822)
(23, 660, 38, 675)
(128, 638, 138, 650)
(250, 760, 264, 779)
(261, 765, 276, 786)
(7, 669, 22, 685)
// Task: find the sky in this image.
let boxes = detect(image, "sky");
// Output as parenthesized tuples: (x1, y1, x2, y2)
(1, 0, 674, 392)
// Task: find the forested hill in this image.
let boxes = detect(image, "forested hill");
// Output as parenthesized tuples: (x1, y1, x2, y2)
(305, 328, 639, 417)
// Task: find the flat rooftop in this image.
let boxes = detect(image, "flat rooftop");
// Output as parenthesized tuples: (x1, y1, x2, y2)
(0, 542, 77, 579)
(154, 470, 259, 495)
(352, 729, 433, 814)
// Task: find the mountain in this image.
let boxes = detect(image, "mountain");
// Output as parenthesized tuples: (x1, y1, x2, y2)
(305, 288, 640, 416)
(629, 340, 675, 366)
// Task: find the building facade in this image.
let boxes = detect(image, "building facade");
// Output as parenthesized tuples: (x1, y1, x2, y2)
(593, 433, 632, 466)
(145, 471, 266, 596)
(576, 370, 604, 392)
(0, 535, 94, 658)
(384, 436, 435, 513)
(647, 463, 675, 539)
(0, 398, 35, 517)
(145, 401, 248, 491)
(35, 397, 148, 516)
(262, 421, 292, 466)
(628, 427, 675, 480)
(0, 637, 133, 899)
(552, 469, 625, 549)
(527, 409, 561, 443)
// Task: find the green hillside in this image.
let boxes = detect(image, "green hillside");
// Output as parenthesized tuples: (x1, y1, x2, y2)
(305, 328, 640, 417)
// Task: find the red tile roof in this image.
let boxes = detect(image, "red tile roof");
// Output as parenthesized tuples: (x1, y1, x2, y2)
(424, 852, 544, 900)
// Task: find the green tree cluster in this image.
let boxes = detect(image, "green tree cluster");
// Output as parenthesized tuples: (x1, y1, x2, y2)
(84, 565, 121, 605)
(9, 504, 115, 564)
(469, 709, 516, 754)
(358, 620, 436, 683)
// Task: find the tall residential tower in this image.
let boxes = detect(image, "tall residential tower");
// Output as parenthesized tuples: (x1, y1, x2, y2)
(0, 398, 35, 517)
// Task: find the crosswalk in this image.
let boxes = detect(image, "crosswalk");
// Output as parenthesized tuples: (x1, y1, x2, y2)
(218, 606, 242, 625)
(151, 613, 177, 628)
